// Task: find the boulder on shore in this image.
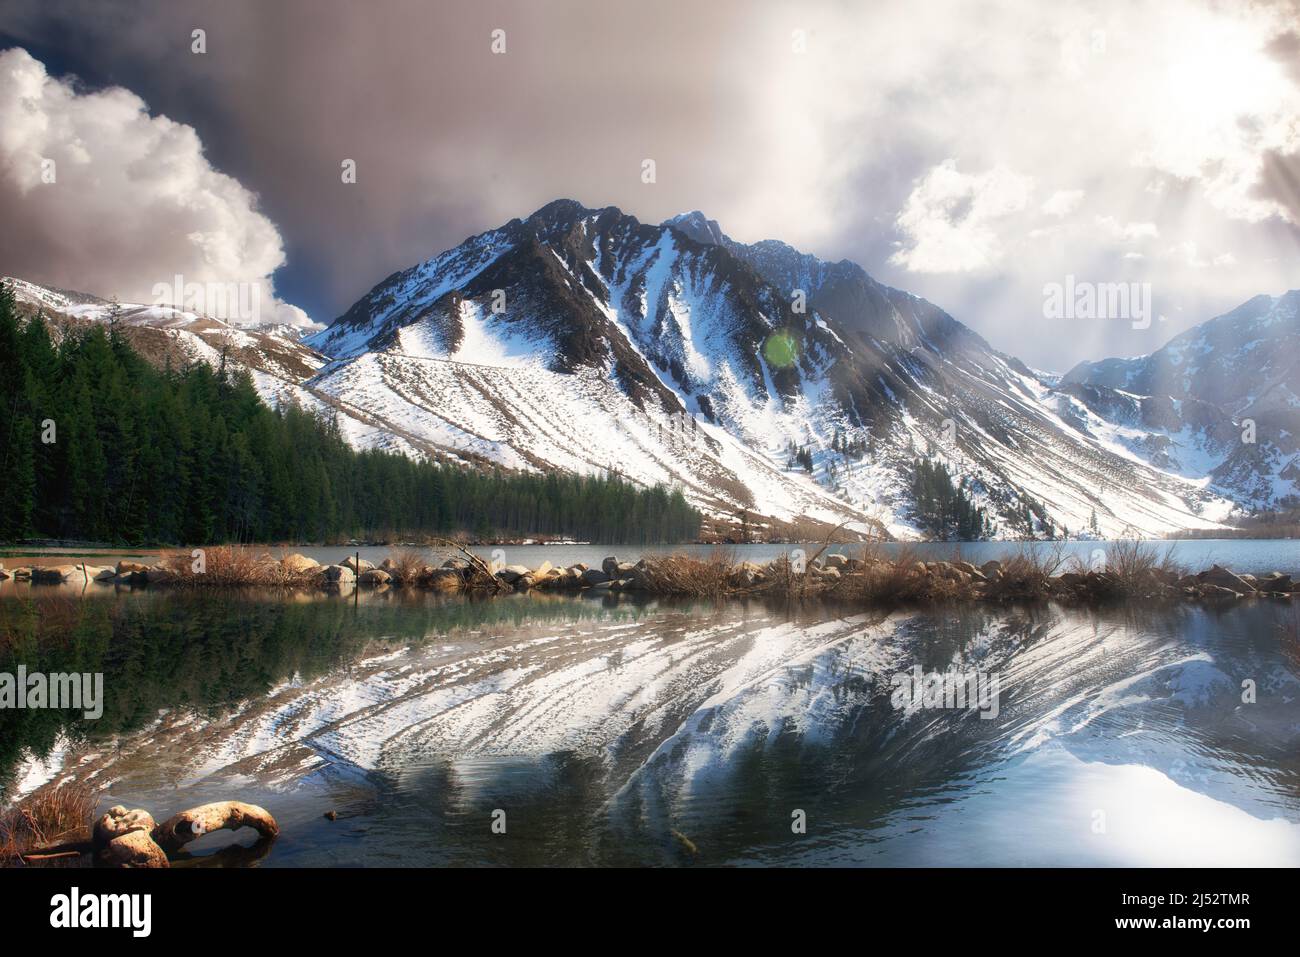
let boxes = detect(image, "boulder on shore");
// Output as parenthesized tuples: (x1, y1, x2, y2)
(31, 565, 79, 583)
(495, 564, 532, 584)
(582, 568, 611, 586)
(281, 553, 321, 576)
(321, 564, 356, 584)
(622, 567, 651, 590)
(1257, 571, 1293, 593)
(544, 567, 580, 588)
(1199, 564, 1255, 594)
(116, 560, 150, 575)
(341, 556, 375, 574)
(358, 568, 392, 585)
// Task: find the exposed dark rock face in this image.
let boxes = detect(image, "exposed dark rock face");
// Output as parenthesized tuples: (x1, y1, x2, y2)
(300, 200, 1271, 536)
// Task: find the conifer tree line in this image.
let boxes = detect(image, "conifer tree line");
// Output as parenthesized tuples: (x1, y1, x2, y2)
(830, 429, 868, 458)
(0, 283, 701, 546)
(909, 457, 994, 541)
(785, 442, 814, 472)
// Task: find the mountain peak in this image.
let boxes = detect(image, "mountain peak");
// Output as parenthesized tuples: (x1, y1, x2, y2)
(301, 198, 1276, 536)
(524, 198, 598, 229)
(662, 210, 725, 246)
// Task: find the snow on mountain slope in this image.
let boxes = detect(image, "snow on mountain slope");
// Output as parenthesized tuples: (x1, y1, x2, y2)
(1061, 292, 1300, 511)
(303, 201, 1236, 538)
(6, 276, 329, 388)
(310, 351, 877, 530)
(13, 198, 1266, 539)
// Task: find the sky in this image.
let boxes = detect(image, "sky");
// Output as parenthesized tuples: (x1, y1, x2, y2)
(1, 0, 1298, 370)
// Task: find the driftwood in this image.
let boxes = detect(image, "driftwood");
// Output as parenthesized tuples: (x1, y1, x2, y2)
(83, 801, 279, 868)
(805, 521, 850, 568)
(92, 806, 166, 867)
(436, 538, 511, 593)
(152, 801, 279, 856)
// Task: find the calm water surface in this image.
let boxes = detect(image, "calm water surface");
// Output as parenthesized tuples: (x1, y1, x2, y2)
(2, 586, 1298, 866)
(8, 538, 1300, 577)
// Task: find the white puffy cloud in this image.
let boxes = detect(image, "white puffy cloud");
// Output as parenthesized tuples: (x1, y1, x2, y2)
(1042, 190, 1085, 217)
(0, 47, 314, 327)
(889, 161, 1033, 273)
(749, 0, 1300, 367)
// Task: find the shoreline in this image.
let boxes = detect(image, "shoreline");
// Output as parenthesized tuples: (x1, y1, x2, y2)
(3, 545, 1298, 606)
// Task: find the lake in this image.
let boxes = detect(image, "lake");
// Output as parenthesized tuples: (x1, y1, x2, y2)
(3, 582, 1298, 866)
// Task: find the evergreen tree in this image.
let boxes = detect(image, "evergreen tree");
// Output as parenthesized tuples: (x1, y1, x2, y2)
(909, 457, 992, 541)
(0, 283, 703, 546)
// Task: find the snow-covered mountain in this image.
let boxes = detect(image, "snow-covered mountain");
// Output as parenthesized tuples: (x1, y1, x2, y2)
(1061, 292, 1300, 511)
(302, 200, 1236, 538)
(16, 199, 1288, 539)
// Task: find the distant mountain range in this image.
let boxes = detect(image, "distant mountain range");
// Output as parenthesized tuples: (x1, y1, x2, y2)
(1059, 291, 1300, 511)
(8, 199, 1297, 539)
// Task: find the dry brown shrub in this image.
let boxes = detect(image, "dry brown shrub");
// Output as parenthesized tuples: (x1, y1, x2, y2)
(638, 549, 735, 596)
(983, 544, 1066, 601)
(386, 548, 429, 585)
(161, 546, 281, 587)
(0, 786, 95, 867)
(1104, 537, 1184, 590)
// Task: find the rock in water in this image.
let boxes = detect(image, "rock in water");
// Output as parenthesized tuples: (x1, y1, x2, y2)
(321, 564, 356, 584)
(31, 565, 78, 583)
(1200, 564, 1256, 594)
(495, 564, 532, 584)
(281, 553, 321, 575)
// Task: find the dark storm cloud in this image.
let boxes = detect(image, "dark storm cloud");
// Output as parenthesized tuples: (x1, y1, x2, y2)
(2, 0, 797, 322)
(2, 0, 1299, 369)
(1266, 29, 1300, 87)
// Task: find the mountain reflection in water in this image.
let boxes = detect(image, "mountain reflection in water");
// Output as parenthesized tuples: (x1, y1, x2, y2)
(3, 589, 1298, 866)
